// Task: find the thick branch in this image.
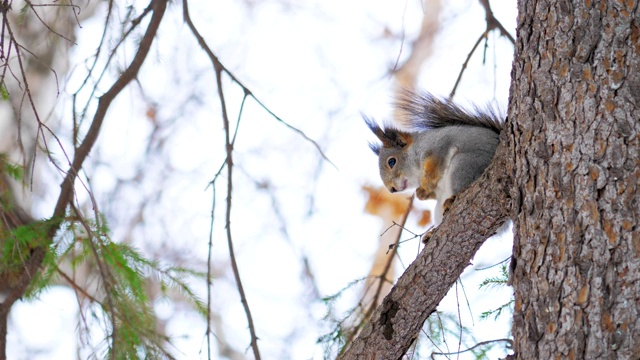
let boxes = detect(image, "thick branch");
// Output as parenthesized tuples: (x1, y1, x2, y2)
(55, 0, 166, 221)
(339, 139, 511, 359)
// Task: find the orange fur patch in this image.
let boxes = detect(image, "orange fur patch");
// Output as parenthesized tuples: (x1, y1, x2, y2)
(422, 156, 439, 177)
(420, 155, 442, 194)
(417, 210, 432, 227)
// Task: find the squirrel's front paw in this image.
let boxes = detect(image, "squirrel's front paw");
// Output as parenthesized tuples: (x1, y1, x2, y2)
(416, 187, 435, 200)
(422, 228, 435, 244)
(442, 195, 456, 216)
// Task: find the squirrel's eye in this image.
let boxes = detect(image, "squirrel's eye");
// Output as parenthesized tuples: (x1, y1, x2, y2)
(388, 158, 396, 168)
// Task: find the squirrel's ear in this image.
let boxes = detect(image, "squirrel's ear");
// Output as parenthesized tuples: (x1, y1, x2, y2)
(383, 129, 412, 149)
(393, 132, 412, 148)
(364, 116, 411, 149)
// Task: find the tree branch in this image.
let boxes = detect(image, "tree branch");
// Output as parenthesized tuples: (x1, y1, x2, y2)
(430, 337, 513, 359)
(339, 139, 511, 359)
(340, 198, 416, 354)
(478, 0, 515, 44)
(55, 0, 166, 221)
(181, 0, 334, 169)
(450, 0, 515, 98)
(182, 1, 262, 358)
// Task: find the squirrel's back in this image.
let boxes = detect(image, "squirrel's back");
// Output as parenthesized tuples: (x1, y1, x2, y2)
(397, 91, 504, 134)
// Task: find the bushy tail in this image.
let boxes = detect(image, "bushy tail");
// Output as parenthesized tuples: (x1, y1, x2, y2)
(397, 91, 504, 134)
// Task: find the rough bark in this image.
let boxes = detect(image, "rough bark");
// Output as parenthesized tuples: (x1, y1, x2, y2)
(508, 0, 640, 359)
(339, 139, 511, 359)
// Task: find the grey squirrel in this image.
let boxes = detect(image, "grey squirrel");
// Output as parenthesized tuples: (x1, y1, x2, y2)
(365, 91, 503, 223)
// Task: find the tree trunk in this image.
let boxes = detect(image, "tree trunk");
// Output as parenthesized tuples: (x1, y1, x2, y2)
(508, 1, 640, 358)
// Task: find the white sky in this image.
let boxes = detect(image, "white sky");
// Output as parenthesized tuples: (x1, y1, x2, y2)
(7, 0, 518, 359)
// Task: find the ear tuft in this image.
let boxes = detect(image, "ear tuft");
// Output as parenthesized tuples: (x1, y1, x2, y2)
(363, 115, 384, 139)
(369, 142, 381, 155)
(363, 115, 411, 150)
(364, 115, 384, 154)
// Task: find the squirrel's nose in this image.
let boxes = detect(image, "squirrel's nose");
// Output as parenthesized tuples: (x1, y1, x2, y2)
(390, 187, 397, 193)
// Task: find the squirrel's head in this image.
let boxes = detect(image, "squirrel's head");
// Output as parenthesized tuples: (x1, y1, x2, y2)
(364, 117, 418, 194)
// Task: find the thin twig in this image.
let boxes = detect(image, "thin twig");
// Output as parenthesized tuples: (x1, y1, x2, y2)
(183, 1, 262, 358)
(455, 282, 462, 359)
(449, 31, 487, 99)
(15, 42, 60, 96)
(73, 0, 114, 131)
(478, 0, 515, 44)
(422, 328, 451, 360)
(204, 94, 246, 359)
(475, 256, 511, 271)
(181, 0, 334, 169)
(206, 177, 217, 359)
(437, 312, 451, 354)
(182, 1, 267, 358)
(390, 0, 409, 74)
(449, 0, 515, 99)
(75, 0, 152, 127)
(2, 18, 44, 131)
(24, 0, 77, 45)
(53, 0, 166, 222)
(430, 338, 513, 359)
(369, 197, 413, 308)
(56, 266, 102, 305)
(340, 196, 415, 354)
(70, 203, 117, 359)
(221, 40, 263, 360)
(457, 278, 474, 326)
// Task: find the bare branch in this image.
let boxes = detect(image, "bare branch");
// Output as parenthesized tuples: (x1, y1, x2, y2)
(74, 0, 153, 129)
(449, 0, 515, 98)
(24, 1, 78, 45)
(54, 0, 166, 222)
(55, 266, 102, 305)
(181, 0, 334, 169)
(431, 338, 513, 359)
(340, 197, 415, 354)
(478, 0, 515, 44)
(182, 1, 262, 358)
(449, 31, 487, 99)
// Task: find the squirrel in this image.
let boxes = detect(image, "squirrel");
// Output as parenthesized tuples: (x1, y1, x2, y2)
(365, 91, 503, 223)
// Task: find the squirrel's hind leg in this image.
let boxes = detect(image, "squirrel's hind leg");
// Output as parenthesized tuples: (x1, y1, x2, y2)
(448, 151, 493, 198)
(436, 151, 492, 220)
